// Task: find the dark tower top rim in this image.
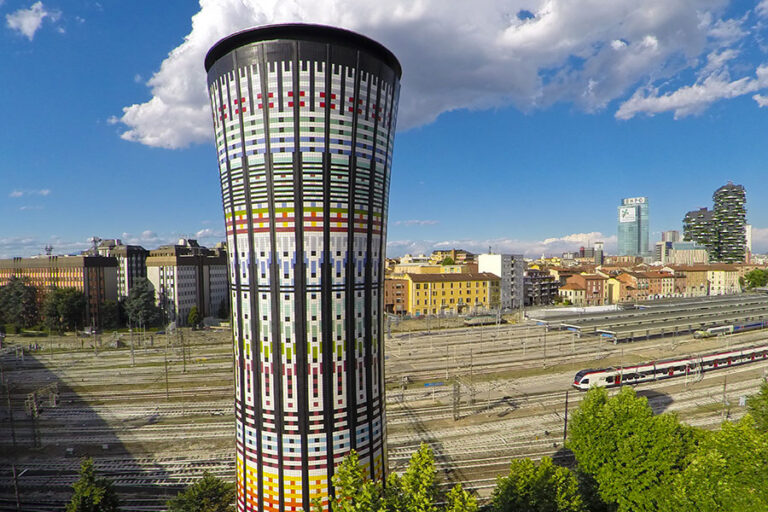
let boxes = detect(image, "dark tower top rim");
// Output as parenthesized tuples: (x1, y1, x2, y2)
(204, 23, 402, 78)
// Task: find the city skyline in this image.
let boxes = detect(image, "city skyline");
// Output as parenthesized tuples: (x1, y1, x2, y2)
(4, 1, 768, 259)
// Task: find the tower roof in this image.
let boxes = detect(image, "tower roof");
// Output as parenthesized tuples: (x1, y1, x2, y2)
(205, 23, 402, 78)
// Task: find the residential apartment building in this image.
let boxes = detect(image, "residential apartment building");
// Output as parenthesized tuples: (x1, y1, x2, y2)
(668, 241, 709, 265)
(430, 249, 476, 265)
(559, 282, 585, 306)
(524, 269, 560, 306)
(384, 277, 409, 314)
(146, 239, 228, 325)
(0, 255, 117, 327)
(477, 253, 525, 309)
(96, 239, 148, 299)
(404, 272, 500, 316)
(664, 265, 741, 296)
(559, 273, 608, 306)
(707, 264, 742, 295)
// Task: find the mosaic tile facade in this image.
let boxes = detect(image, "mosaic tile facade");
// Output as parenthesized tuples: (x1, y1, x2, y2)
(205, 24, 401, 512)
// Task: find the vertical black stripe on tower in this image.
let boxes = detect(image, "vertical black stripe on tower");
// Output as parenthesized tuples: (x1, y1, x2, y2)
(363, 67, 381, 480)
(257, 49, 286, 512)
(378, 78, 397, 476)
(344, 53, 362, 454)
(248, 59, 266, 512)
(236, 53, 265, 512)
(320, 44, 337, 496)
(290, 41, 311, 511)
(216, 72, 248, 505)
(214, 73, 249, 510)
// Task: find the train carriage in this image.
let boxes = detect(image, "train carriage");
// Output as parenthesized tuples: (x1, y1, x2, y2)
(573, 344, 768, 390)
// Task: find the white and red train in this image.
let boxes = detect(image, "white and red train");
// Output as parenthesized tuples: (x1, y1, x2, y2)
(573, 343, 768, 390)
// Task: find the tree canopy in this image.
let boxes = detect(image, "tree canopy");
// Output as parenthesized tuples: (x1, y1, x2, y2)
(568, 387, 696, 512)
(66, 458, 120, 512)
(187, 306, 201, 328)
(746, 380, 768, 433)
(0, 276, 39, 328)
(744, 269, 768, 289)
(166, 472, 235, 512)
(325, 443, 477, 512)
(124, 278, 160, 327)
(43, 287, 86, 332)
(489, 457, 586, 512)
(670, 415, 768, 511)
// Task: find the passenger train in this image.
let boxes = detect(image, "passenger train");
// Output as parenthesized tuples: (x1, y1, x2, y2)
(693, 320, 768, 338)
(573, 343, 768, 390)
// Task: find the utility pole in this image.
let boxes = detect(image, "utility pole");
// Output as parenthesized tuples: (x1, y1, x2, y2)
(6, 385, 16, 449)
(563, 390, 569, 442)
(452, 379, 460, 421)
(445, 345, 449, 380)
(721, 376, 728, 422)
(12, 464, 21, 511)
(164, 355, 170, 401)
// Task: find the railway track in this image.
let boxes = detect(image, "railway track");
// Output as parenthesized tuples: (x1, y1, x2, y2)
(2, 325, 767, 508)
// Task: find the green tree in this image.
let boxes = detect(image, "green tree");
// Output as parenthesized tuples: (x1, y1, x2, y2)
(441, 257, 455, 265)
(398, 443, 440, 512)
(187, 306, 201, 328)
(744, 269, 768, 289)
(746, 381, 768, 433)
(166, 471, 235, 512)
(0, 276, 39, 328)
(217, 298, 229, 319)
(488, 457, 586, 512)
(66, 457, 120, 512)
(444, 484, 478, 512)
(43, 288, 62, 332)
(328, 450, 386, 512)
(567, 387, 696, 512)
(58, 288, 87, 330)
(326, 444, 476, 512)
(670, 416, 768, 512)
(124, 278, 160, 328)
(100, 300, 121, 330)
(43, 288, 86, 332)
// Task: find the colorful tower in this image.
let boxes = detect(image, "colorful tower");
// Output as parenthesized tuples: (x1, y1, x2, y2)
(205, 24, 401, 512)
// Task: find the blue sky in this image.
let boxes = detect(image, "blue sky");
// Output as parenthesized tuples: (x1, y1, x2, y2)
(2, 0, 768, 258)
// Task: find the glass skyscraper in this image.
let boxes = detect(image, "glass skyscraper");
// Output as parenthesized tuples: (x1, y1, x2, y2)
(617, 197, 649, 256)
(205, 24, 401, 512)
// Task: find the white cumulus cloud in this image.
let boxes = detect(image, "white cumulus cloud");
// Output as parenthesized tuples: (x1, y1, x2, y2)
(758, 0, 768, 18)
(387, 232, 617, 258)
(754, 93, 768, 107)
(6, 1, 51, 40)
(393, 219, 439, 226)
(616, 64, 768, 119)
(116, 0, 747, 149)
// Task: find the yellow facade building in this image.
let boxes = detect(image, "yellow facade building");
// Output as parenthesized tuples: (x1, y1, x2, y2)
(403, 272, 500, 316)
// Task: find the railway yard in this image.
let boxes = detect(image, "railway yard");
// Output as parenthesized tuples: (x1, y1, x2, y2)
(3, 294, 768, 510)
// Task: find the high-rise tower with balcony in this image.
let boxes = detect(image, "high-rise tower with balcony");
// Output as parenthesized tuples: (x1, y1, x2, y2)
(205, 24, 401, 512)
(713, 182, 746, 263)
(683, 183, 746, 263)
